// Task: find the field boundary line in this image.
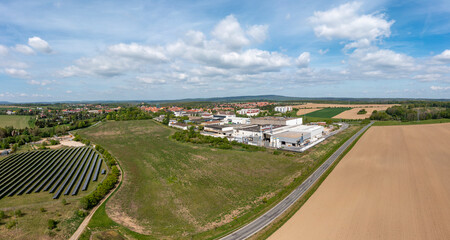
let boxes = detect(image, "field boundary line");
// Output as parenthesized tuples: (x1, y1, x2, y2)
(219, 121, 374, 240)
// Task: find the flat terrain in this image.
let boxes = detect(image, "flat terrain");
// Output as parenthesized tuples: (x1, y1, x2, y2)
(292, 103, 397, 109)
(303, 108, 351, 118)
(332, 107, 388, 119)
(0, 115, 31, 128)
(77, 120, 359, 239)
(295, 108, 321, 116)
(270, 123, 450, 240)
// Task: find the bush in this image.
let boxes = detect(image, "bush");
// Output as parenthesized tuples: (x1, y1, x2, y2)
(273, 150, 282, 155)
(47, 219, 57, 230)
(6, 220, 17, 229)
(61, 199, 67, 205)
(14, 210, 22, 217)
(49, 139, 60, 145)
(357, 109, 367, 115)
(75, 209, 88, 217)
(0, 210, 5, 219)
(80, 166, 120, 210)
(40, 208, 46, 213)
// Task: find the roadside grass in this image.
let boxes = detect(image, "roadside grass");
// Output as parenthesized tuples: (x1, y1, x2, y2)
(303, 107, 352, 118)
(0, 115, 31, 128)
(252, 123, 370, 240)
(373, 118, 450, 126)
(77, 120, 361, 239)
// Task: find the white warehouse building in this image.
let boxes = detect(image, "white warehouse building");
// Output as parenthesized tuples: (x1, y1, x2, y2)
(274, 106, 292, 113)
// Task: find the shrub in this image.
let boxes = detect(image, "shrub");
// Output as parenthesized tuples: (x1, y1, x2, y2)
(47, 219, 57, 230)
(80, 166, 120, 210)
(0, 210, 5, 219)
(273, 150, 282, 155)
(40, 208, 46, 213)
(357, 109, 367, 115)
(61, 199, 67, 205)
(6, 220, 17, 229)
(14, 210, 22, 217)
(75, 209, 87, 217)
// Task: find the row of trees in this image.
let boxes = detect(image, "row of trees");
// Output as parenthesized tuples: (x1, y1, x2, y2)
(370, 105, 450, 121)
(106, 107, 153, 121)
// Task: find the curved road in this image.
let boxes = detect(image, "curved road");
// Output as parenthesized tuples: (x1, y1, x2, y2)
(220, 121, 374, 240)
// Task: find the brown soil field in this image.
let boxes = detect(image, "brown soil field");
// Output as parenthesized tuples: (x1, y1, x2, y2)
(296, 108, 321, 116)
(292, 103, 398, 109)
(269, 123, 450, 240)
(332, 107, 389, 119)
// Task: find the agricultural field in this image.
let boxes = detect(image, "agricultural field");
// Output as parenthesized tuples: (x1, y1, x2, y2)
(332, 107, 388, 119)
(77, 120, 360, 239)
(303, 107, 351, 118)
(292, 103, 398, 109)
(0, 115, 31, 128)
(270, 123, 450, 240)
(295, 108, 321, 116)
(0, 147, 107, 239)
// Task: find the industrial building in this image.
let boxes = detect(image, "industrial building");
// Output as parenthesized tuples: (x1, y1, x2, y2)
(274, 106, 293, 113)
(251, 117, 303, 126)
(238, 109, 260, 116)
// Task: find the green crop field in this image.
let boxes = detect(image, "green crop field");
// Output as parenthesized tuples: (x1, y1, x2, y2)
(77, 120, 360, 239)
(0, 115, 32, 128)
(304, 107, 352, 118)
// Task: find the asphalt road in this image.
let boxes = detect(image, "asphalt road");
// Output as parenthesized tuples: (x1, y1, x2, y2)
(220, 121, 374, 240)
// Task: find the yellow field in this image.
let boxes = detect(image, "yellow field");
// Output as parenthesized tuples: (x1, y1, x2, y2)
(270, 123, 450, 240)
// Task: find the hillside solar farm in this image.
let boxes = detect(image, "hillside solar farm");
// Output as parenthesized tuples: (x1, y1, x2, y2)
(0, 147, 105, 200)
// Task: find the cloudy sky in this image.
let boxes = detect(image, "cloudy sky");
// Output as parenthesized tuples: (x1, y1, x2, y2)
(0, 0, 449, 102)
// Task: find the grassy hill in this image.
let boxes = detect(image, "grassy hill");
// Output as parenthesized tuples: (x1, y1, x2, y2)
(0, 115, 31, 128)
(77, 120, 360, 239)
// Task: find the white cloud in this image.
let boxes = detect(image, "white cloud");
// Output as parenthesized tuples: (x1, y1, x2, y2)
(0, 45, 8, 55)
(66, 90, 72, 94)
(27, 79, 53, 86)
(137, 76, 167, 84)
(13, 44, 35, 55)
(318, 49, 329, 55)
(433, 49, 450, 63)
(4, 68, 30, 79)
(344, 38, 371, 51)
(60, 43, 168, 77)
(430, 86, 450, 91)
(28, 36, 52, 53)
(309, 2, 394, 42)
(108, 43, 168, 63)
(247, 25, 268, 43)
(412, 74, 442, 82)
(296, 52, 310, 68)
(350, 48, 415, 72)
(211, 15, 250, 49)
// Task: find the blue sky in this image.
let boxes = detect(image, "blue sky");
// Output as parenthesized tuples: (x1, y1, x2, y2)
(0, 0, 449, 102)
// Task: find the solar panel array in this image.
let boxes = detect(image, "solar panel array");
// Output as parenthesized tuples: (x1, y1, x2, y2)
(0, 147, 104, 199)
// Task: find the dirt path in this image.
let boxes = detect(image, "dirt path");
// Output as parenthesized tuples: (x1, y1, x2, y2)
(270, 123, 450, 240)
(69, 164, 123, 240)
